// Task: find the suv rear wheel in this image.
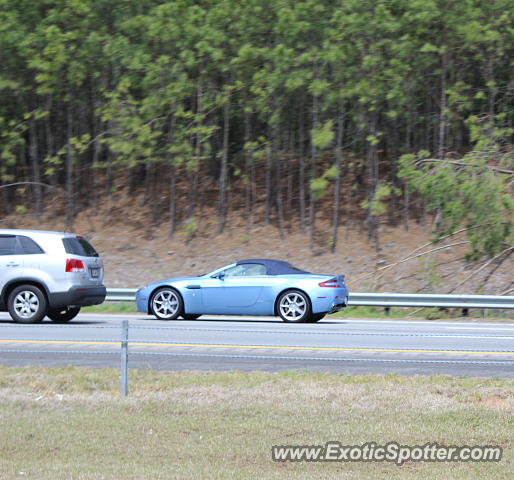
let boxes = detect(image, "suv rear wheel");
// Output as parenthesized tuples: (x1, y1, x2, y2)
(47, 306, 81, 323)
(8, 285, 47, 324)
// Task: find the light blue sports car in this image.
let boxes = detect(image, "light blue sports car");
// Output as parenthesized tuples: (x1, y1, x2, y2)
(136, 259, 348, 323)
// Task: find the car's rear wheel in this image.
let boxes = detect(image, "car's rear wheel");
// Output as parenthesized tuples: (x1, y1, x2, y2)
(47, 306, 81, 323)
(150, 288, 183, 320)
(8, 285, 47, 324)
(182, 314, 201, 320)
(277, 290, 311, 323)
(308, 313, 326, 323)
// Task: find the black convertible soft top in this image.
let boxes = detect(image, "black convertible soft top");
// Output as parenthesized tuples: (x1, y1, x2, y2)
(236, 259, 311, 275)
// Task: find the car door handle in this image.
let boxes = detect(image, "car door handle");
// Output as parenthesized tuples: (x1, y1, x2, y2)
(6, 262, 20, 267)
(186, 285, 202, 289)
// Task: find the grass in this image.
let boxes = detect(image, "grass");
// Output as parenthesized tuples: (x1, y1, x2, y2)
(333, 305, 427, 319)
(83, 301, 135, 313)
(83, 302, 514, 321)
(332, 305, 514, 320)
(0, 366, 512, 479)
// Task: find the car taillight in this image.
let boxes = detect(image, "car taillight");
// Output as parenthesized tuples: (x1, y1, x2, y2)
(66, 258, 85, 273)
(319, 280, 341, 288)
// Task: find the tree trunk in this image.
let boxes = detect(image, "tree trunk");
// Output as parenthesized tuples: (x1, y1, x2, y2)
(167, 114, 177, 239)
(168, 164, 177, 239)
(189, 82, 202, 219)
(403, 118, 412, 231)
(127, 167, 137, 197)
(309, 94, 318, 251)
(264, 133, 272, 225)
(90, 114, 102, 215)
(274, 128, 285, 239)
(143, 162, 154, 206)
(44, 97, 56, 189)
(331, 104, 344, 253)
(244, 110, 253, 233)
(286, 128, 293, 233)
(103, 119, 114, 218)
(65, 98, 74, 230)
(438, 47, 448, 159)
(403, 184, 410, 232)
(151, 162, 161, 226)
(298, 100, 306, 234)
(0, 170, 13, 216)
(265, 136, 273, 225)
(345, 161, 352, 241)
(366, 112, 379, 251)
(484, 54, 496, 120)
(251, 142, 256, 230)
(28, 115, 43, 217)
(218, 90, 230, 234)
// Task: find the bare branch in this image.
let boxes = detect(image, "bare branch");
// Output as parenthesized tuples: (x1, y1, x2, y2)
(447, 246, 514, 294)
(418, 159, 514, 175)
(355, 241, 469, 282)
(0, 182, 61, 191)
(355, 224, 510, 287)
(396, 225, 484, 264)
(479, 249, 513, 290)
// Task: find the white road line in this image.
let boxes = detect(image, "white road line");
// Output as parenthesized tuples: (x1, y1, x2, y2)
(76, 313, 514, 326)
(340, 319, 514, 328)
(446, 326, 514, 331)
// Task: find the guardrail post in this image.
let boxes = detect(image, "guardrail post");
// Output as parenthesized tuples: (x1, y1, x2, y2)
(120, 320, 128, 396)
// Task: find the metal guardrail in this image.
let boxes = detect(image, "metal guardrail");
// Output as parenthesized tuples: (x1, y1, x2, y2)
(106, 288, 138, 301)
(106, 288, 514, 309)
(348, 293, 514, 309)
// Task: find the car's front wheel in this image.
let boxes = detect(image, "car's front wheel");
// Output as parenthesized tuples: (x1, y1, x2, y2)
(7, 285, 48, 324)
(277, 290, 311, 323)
(47, 307, 81, 323)
(150, 288, 183, 320)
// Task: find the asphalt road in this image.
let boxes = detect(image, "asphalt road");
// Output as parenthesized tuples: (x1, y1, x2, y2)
(0, 313, 513, 377)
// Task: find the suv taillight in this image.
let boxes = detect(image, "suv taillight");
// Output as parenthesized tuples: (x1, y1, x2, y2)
(319, 279, 341, 288)
(66, 258, 85, 273)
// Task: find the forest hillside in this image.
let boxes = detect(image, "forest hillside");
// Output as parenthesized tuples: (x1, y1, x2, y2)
(1, 0, 512, 293)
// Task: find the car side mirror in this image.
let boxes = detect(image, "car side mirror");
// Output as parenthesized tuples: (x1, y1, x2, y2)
(213, 272, 225, 280)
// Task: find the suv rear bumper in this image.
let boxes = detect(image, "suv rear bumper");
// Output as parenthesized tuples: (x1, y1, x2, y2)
(49, 286, 106, 308)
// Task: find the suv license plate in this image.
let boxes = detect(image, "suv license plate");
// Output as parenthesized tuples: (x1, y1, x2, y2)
(90, 268, 100, 278)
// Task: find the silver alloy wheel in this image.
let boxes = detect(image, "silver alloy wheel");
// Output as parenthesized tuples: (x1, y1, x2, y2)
(152, 289, 179, 319)
(13, 291, 40, 320)
(279, 292, 307, 321)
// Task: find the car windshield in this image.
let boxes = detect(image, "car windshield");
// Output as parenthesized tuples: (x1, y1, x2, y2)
(206, 263, 236, 277)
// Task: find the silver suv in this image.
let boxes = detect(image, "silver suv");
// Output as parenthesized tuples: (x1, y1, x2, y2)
(0, 230, 106, 323)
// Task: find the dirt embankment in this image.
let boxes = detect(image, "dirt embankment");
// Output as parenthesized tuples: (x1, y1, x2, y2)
(5, 205, 512, 295)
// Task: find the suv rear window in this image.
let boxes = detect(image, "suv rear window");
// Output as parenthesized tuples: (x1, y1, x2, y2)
(62, 237, 99, 257)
